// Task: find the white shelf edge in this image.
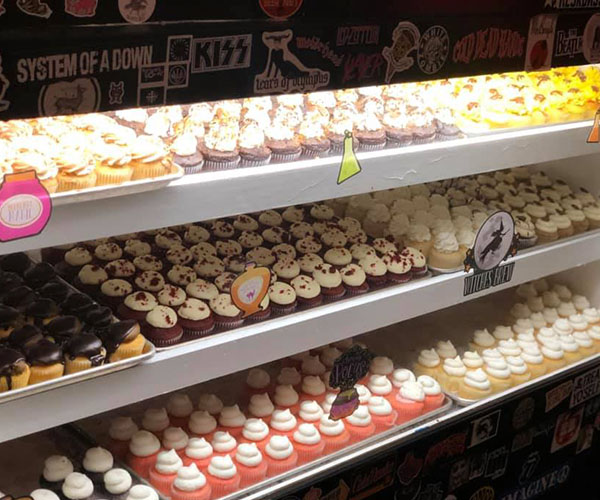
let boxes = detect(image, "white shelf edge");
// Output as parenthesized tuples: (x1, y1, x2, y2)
(0, 120, 596, 255)
(0, 230, 599, 442)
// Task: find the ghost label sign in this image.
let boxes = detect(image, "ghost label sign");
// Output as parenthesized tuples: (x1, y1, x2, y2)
(328, 345, 374, 420)
(463, 211, 519, 296)
(230, 263, 270, 318)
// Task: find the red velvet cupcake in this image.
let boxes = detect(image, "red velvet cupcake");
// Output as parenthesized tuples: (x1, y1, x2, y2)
(340, 264, 369, 295)
(268, 281, 298, 315)
(177, 298, 215, 337)
(401, 247, 428, 277)
(312, 264, 346, 300)
(382, 251, 413, 283)
(117, 291, 158, 322)
(142, 305, 183, 347)
(209, 293, 244, 329)
(359, 255, 388, 287)
(290, 274, 323, 307)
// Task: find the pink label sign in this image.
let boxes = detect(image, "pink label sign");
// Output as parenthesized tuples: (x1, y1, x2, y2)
(0, 171, 52, 241)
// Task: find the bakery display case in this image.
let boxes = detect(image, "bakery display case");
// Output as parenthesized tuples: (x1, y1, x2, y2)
(2, 3, 600, 499)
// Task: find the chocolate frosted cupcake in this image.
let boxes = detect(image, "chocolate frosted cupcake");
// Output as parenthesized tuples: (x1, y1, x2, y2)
(25, 298, 60, 327)
(142, 305, 183, 347)
(355, 112, 386, 151)
(265, 120, 301, 163)
(64, 333, 107, 374)
(102, 320, 146, 362)
(209, 293, 243, 329)
(0, 348, 30, 391)
(8, 324, 44, 350)
(238, 121, 272, 166)
(3, 285, 37, 311)
(118, 291, 158, 322)
(171, 131, 204, 173)
(0, 305, 20, 339)
(84, 306, 114, 335)
(202, 118, 241, 170)
(38, 280, 72, 304)
(0, 272, 24, 296)
(0, 252, 31, 274)
(60, 293, 96, 319)
(24, 262, 56, 289)
(312, 263, 346, 300)
(177, 298, 215, 337)
(45, 316, 83, 346)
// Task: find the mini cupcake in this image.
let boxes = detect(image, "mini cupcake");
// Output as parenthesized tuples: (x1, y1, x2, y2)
(572, 330, 596, 358)
(175, 298, 214, 338)
(149, 449, 183, 495)
(235, 443, 268, 487)
(126, 430, 162, 478)
(462, 351, 484, 372)
(209, 293, 243, 329)
(439, 356, 467, 394)
(211, 430, 238, 458)
(483, 357, 512, 393)
(182, 438, 213, 469)
(264, 435, 298, 476)
(417, 375, 445, 412)
(299, 375, 327, 403)
(458, 368, 493, 400)
(344, 405, 376, 443)
(142, 407, 170, 437)
(107, 417, 139, 460)
(393, 381, 425, 424)
(218, 405, 247, 439)
(202, 120, 240, 169)
(267, 281, 297, 315)
(290, 275, 323, 307)
(468, 328, 496, 354)
(270, 408, 298, 439)
(301, 354, 327, 377)
(73, 264, 108, 298)
(142, 306, 182, 347)
(198, 393, 224, 416)
(170, 463, 212, 500)
(162, 427, 190, 457)
(206, 455, 241, 497)
(188, 410, 217, 441)
(413, 349, 442, 379)
(102, 468, 132, 500)
(265, 120, 301, 163)
(61, 473, 94, 500)
(312, 263, 346, 300)
(63, 334, 106, 374)
(40, 455, 74, 494)
(320, 347, 342, 370)
(82, 447, 114, 485)
(368, 396, 397, 432)
(273, 384, 301, 414)
(436, 340, 458, 360)
(506, 356, 532, 386)
(358, 254, 388, 287)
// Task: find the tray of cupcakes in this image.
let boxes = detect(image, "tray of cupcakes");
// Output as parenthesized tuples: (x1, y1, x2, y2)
(410, 279, 600, 406)
(73, 340, 451, 500)
(0, 424, 166, 500)
(0, 252, 154, 403)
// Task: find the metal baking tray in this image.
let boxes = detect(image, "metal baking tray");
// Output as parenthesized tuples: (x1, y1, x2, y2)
(444, 352, 600, 407)
(0, 424, 165, 499)
(51, 164, 183, 206)
(219, 396, 453, 500)
(0, 340, 154, 405)
(151, 271, 433, 352)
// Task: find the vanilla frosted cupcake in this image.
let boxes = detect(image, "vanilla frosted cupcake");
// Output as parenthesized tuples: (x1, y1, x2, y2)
(429, 231, 462, 270)
(413, 348, 441, 379)
(540, 339, 567, 372)
(440, 356, 467, 393)
(492, 325, 514, 342)
(458, 368, 492, 400)
(468, 328, 496, 354)
(462, 351, 484, 371)
(435, 340, 457, 360)
(483, 358, 512, 393)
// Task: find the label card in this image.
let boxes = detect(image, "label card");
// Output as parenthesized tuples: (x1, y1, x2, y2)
(230, 263, 270, 318)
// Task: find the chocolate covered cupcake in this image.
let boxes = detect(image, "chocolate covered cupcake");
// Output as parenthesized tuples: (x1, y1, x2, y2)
(0, 347, 30, 391)
(0, 305, 20, 340)
(3, 285, 37, 311)
(25, 298, 60, 327)
(25, 338, 65, 385)
(64, 333, 107, 373)
(45, 316, 83, 346)
(84, 306, 114, 335)
(24, 262, 56, 289)
(38, 280, 72, 304)
(0, 252, 31, 274)
(60, 293, 96, 319)
(8, 324, 44, 350)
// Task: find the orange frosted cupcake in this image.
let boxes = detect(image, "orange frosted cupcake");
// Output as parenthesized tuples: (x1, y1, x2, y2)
(149, 449, 183, 495)
(319, 413, 351, 454)
(247, 393, 275, 424)
(344, 405, 376, 443)
(107, 417, 138, 460)
(161, 427, 189, 458)
(126, 430, 162, 478)
(270, 409, 298, 439)
(264, 435, 298, 477)
(239, 418, 271, 451)
(273, 384, 301, 415)
(211, 431, 238, 458)
(166, 393, 194, 429)
(182, 437, 213, 469)
(292, 423, 326, 465)
(206, 455, 241, 498)
(416, 375, 445, 412)
(299, 375, 327, 404)
(393, 381, 425, 424)
(235, 443, 268, 488)
(188, 410, 217, 441)
(218, 404, 247, 439)
(170, 463, 212, 500)
(367, 396, 397, 433)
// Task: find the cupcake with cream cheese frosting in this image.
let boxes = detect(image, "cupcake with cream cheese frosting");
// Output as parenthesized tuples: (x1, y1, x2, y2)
(483, 357, 512, 393)
(143, 305, 182, 347)
(126, 430, 162, 477)
(368, 396, 397, 432)
(413, 348, 442, 379)
(248, 393, 275, 424)
(268, 281, 297, 314)
(235, 442, 268, 487)
(440, 356, 467, 394)
(359, 254, 388, 287)
(312, 263, 346, 300)
(171, 463, 212, 500)
(458, 368, 492, 400)
(468, 328, 496, 353)
(462, 351, 484, 372)
(107, 417, 139, 460)
(273, 384, 300, 414)
(240, 418, 271, 451)
(393, 381, 425, 424)
(290, 273, 322, 308)
(218, 405, 246, 439)
(149, 449, 183, 495)
(61, 473, 94, 500)
(211, 431, 238, 458)
(209, 293, 243, 329)
(188, 410, 217, 440)
(102, 468, 132, 500)
(162, 427, 189, 457)
(166, 393, 194, 429)
(318, 413, 350, 453)
(182, 438, 213, 469)
(417, 375, 445, 412)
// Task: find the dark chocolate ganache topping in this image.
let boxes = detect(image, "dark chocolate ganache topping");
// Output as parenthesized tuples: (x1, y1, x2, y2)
(0, 305, 19, 327)
(45, 316, 82, 344)
(24, 263, 56, 288)
(102, 320, 140, 355)
(84, 306, 113, 329)
(66, 334, 105, 366)
(25, 299, 60, 320)
(3, 286, 37, 309)
(60, 294, 95, 316)
(0, 272, 24, 293)
(25, 339, 63, 366)
(0, 348, 27, 390)
(38, 280, 72, 303)
(8, 324, 44, 350)
(0, 253, 31, 274)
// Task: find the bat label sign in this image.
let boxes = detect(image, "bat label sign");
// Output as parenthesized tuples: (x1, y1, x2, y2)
(463, 211, 519, 296)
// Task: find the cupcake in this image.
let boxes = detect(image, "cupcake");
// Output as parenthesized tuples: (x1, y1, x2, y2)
(436, 340, 458, 360)
(572, 331, 596, 358)
(142, 407, 170, 437)
(291, 423, 326, 465)
(235, 443, 268, 487)
(559, 335, 583, 364)
(344, 405, 376, 443)
(188, 410, 217, 440)
(540, 338, 568, 372)
(313, 263, 346, 300)
(268, 281, 297, 315)
(64, 334, 106, 374)
(198, 393, 224, 416)
(298, 400, 325, 426)
(277, 367, 303, 391)
(102, 469, 132, 500)
(265, 120, 301, 162)
(417, 375, 445, 412)
(506, 356, 532, 386)
(209, 294, 243, 329)
(142, 306, 183, 347)
(298, 119, 331, 158)
(458, 368, 493, 400)
(367, 374, 394, 405)
(170, 464, 212, 500)
(177, 298, 214, 337)
(94, 143, 133, 186)
(483, 358, 512, 393)
(206, 455, 241, 497)
(245, 368, 272, 398)
(301, 355, 327, 377)
(211, 430, 238, 458)
(182, 438, 213, 469)
(299, 375, 327, 403)
(202, 119, 240, 169)
(264, 435, 298, 476)
(393, 381, 425, 424)
(171, 132, 204, 173)
(82, 447, 114, 485)
(218, 404, 247, 439)
(238, 122, 271, 166)
(61, 473, 94, 500)
(24, 339, 64, 385)
(125, 485, 158, 500)
(162, 427, 190, 457)
(462, 351, 484, 372)
(165, 393, 194, 429)
(270, 409, 298, 439)
(355, 112, 386, 150)
(103, 320, 146, 362)
(290, 275, 323, 307)
(126, 430, 162, 477)
(273, 384, 300, 414)
(149, 449, 183, 495)
(440, 356, 467, 394)
(318, 413, 351, 454)
(368, 396, 397, 432)
(107, 417, 139, 460)
(468, 328, 496, 354)
(239, 417, 271, 452)
(358, 254, 388, 287)
(40, 455, 74, 493)
(247, 393, 275, 424)
(413, 349, 442, 379)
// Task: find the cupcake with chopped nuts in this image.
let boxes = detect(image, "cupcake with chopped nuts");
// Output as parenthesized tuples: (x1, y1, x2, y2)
(265, 118, 301, 163)
(171, 131, 204, 173)
(355, 111, 386, 151)
(202, 118, 240, 169)
(298, 114, 331, 158)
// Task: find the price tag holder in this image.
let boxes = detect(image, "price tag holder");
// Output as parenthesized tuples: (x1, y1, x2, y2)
(230, 262, 270, 318)
(0, 171, 52, 242)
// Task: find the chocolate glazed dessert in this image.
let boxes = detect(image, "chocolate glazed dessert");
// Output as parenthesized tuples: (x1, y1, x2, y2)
(100, 320, 141, 360)
(0, 348, 30, 391)
(65, 333, 107, 372)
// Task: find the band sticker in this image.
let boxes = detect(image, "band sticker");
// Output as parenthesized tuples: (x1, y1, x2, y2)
(545, 380, 573, 413)
(469, 410, 501, 448)
(551, 406, 583, 453)
(383, 21, 420, 83)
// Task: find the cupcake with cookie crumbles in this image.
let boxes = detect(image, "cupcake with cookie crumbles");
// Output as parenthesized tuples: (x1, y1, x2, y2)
(209, 294, 243, 329)
(143, 305, 183, 347)
(238, 121, 272, 167)
(355, 112, 386, 151)
(202, 119, 241, 170)
(265, 119, 302, 163)
(313, 264, 345, 300)
(130, 135, 173, 181)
